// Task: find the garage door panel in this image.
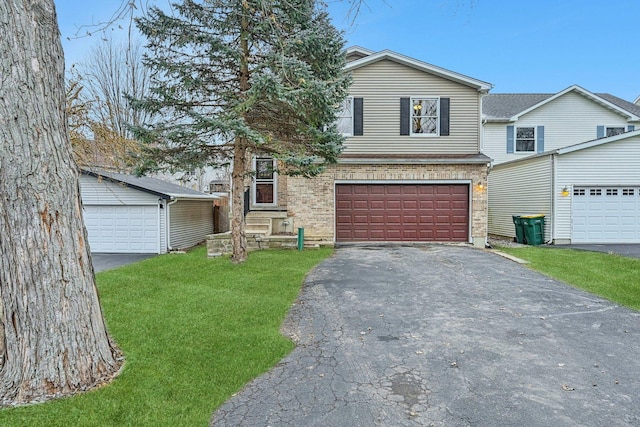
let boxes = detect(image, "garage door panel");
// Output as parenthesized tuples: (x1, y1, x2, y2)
(572, 186, 640, 243)
(336, 184, 469, 242)
(84, 205, 159, 253)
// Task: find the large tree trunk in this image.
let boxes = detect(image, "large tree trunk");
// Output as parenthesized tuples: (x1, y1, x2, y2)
(0, 0, 121, 405)
(230, 141, 248, 264)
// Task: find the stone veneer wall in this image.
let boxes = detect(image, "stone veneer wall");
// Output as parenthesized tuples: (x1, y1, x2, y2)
(285, 163, 489, 247)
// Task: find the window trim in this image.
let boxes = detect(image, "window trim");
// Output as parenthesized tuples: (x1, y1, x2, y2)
(514, 126, 537, 153)
(410, 96, 440, 137)
(336, 96, 354, 137)
(605, 125, 626, 138)
(252, 157, 277, 207)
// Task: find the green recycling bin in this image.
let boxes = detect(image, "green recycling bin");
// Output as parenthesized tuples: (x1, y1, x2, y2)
(521, 214, 545, 245)
(512, 215, 525, 244)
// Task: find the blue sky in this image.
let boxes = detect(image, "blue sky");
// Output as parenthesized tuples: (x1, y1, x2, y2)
(57, 0, 639, 101)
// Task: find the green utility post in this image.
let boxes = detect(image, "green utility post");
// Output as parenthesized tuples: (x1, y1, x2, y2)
(297, 227, 304, 251)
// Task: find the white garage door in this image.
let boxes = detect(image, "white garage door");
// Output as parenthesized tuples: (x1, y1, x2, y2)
(83, 205, 159, 253)
(572, 187, 640, 243)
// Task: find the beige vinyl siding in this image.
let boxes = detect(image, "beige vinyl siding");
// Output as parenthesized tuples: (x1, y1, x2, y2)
(488, 156, 552, 241)
(345, 60, 481, 155)
(554, 134, 640, 241)
(484, 91, 633, 165)
(80, 175, 160, 205)
(168, 200, 214, 250)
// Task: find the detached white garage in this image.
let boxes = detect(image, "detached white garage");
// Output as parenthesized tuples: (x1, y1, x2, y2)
(80, 169, 218, 253)
(488, 130, 640, 244)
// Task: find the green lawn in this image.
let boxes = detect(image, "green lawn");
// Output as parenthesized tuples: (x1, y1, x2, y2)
(0, 247, 333, 427)
(497, 245, 640, 310)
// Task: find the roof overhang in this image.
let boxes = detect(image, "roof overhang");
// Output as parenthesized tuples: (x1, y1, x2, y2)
(557, 129, 640, 155)
(344, 49, 493, 93)
(339, 153, 492, 165)
(81, 169, 218, 201)
(492, 129, 640, 169)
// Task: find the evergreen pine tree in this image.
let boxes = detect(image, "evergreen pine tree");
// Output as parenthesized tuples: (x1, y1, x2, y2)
(133, 0, 350, 263)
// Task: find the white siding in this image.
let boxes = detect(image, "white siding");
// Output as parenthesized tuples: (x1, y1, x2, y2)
(484, 91, 633, 165)
(346, 60, 481, 155)
(168, 200, 214, 250)
(81, 175, 168, 253)
(555, 134, 640, 241)
(488, 156, 552, 241)
(80, 175, 159, 205)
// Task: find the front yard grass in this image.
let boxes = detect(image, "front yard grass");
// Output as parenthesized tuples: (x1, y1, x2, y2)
(0, 246, 333, 427)
(497, 246, 640, 310)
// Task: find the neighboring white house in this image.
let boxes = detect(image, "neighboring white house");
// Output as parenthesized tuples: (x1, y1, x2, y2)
(482, 85, 640, 165)
(488, 130, 640, 244)
(80, 169, 218, 254)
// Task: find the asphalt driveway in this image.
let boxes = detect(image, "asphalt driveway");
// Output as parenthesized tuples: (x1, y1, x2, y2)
(91, 253, 156, 272)
(211, 245, 640, 426)
(553, 244, 640, 259)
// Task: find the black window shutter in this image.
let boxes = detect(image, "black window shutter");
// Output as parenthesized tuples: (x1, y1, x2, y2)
(400, 97, 410, 135)
(439, 97, 450, 136)
(353, 97, 363, 136)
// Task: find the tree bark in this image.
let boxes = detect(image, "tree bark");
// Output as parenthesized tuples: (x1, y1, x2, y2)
(0, 0, 121, 405)
(231, 140, 248, 264)
(230, 1, 251, 264)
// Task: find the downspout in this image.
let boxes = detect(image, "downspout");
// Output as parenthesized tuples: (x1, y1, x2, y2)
(550, 154, 557, 244)
(167, 197, 179, 251)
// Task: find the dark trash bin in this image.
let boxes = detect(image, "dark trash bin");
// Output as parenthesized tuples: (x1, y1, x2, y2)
(521, 214, 545, 245)
(512, 215, 525, 244)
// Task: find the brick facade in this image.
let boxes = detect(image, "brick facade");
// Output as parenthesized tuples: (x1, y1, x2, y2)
(285, 163, 489, 247)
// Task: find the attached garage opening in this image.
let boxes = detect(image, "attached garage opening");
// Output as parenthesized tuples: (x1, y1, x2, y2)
(335, 183, 469, 242)
(572, 186, 640, 243)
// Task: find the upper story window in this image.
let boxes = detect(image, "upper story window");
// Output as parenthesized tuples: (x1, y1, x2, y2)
(411, 98, 439, 135)
(400, 97, 449, 137)
(336, 97, 353, 136)
(606, 126, 625, 137)
(597, 125, 627, 138)
(506, 125, 544, 154)
(515, 127, 536, 152)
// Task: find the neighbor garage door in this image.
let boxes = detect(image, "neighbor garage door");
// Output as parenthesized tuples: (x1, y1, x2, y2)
(83, 205, 159, 253)
(572, 186, 640, 243)
(335, 184, 469, 242)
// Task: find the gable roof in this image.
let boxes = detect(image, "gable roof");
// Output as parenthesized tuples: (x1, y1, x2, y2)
(635, 95, 640, 105)
(82, 169, 217, 200)
(493, 129, 640, 169)
(556, 128, 640, 155)
(483, 85, 640, 122)
(345, 46, 374, 62)
(344, 48, 493, 92)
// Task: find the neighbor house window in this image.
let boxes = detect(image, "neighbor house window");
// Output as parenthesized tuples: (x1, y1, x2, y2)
(336, 97, 353, 136)
(515, 127, 536, 152)
(253, 157, 276, 205)
(411, 98, 439, 135)
(606, 126, 625, 137)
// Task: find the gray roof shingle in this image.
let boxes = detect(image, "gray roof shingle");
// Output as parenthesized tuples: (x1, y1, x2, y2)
(482, 94, 553, 121)
(483, 90, 640, 121)
(82, 169, 217, 200)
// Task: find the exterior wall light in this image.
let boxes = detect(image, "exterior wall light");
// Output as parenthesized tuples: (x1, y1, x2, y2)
(561, 186, 570, 197)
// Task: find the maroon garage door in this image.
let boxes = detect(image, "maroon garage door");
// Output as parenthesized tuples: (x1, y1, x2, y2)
(335, 184, 469, 242)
